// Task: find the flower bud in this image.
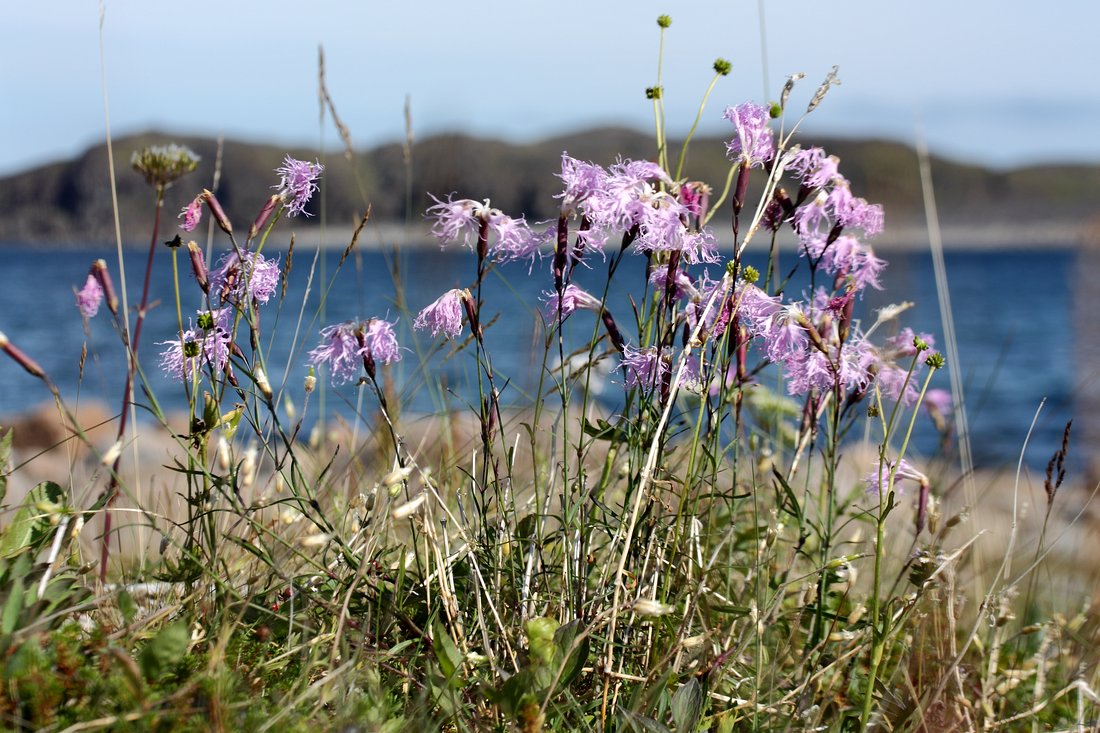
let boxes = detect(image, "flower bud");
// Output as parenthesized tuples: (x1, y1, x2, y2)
(249, 194, 280, 242)
(186, 241, 209, 294)
(201, 189, 233, 236)
(0, 331, 46, 379)
(92, 259, 119, 316)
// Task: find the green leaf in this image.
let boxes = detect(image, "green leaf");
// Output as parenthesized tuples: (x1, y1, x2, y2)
(117, 589, 138, 624)
(552, 619, 589, 691)
(0, 481, 66, 558)
(2, 575, 24, 635)
(621, 709, 671, 733)
(671, 678, 704, 732)
(582, 418, 626, 442)
(139, 622, 190, 681)
(432, 619, 463, 687)
(0, 428, 12, 506)
(772, 468, 803, 524)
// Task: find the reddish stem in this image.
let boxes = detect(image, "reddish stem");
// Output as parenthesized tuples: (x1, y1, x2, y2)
(100, 188, 163, 584)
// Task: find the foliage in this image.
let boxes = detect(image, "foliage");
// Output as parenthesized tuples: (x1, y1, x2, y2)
(0, 16, 1097, 733)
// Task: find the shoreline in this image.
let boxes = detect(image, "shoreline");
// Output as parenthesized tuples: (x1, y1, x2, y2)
(1, 220, 1087, 253)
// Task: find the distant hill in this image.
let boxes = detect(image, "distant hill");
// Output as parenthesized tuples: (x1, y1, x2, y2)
(1, 128, 1097, 246)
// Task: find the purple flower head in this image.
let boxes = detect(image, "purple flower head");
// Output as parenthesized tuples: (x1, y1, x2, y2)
(308, 318, 401, 386)
(414, 289, 467, 339)
(759, 302, 811, 363)
(179, 195, 203, 232)
(885, 328, 936, 358)
(788, 148, 840, 189)
(585, 158, 670, 232)
(865, 458, 928, 497)
(75, 274, 104, 319)
(781, 330, 876, 396)
(557, 154, 608, 213)
(274, 156, 324, 217)
(924, 388, 953, 417)
(621, 345, 668, 390)
(209, 249, 280, 305)
(541, 284, 602, 322)
(362, 318, 402, 364)
(487, 210, 538, 262)
(723, 102, 775, 168)
(678, 182, 711, 219)
(793, 191, 831, 237)
(801, 234, 887, 293)
(425, 194, 536, 262)
(876, 363, 921, 406)
(648, 265, 699, 301)
(828, 181, 884, 237)
(678, 354, 705, 393)
(159, 311, 231, 381)
(309, 321, 364, 385)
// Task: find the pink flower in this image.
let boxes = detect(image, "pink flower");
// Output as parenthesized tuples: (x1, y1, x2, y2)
(864, 458, 928, 497)
(274, 156, 324, 217)
(723, 102, 775, 167)
(621, 344, 668, 390)
(414, 289, 467, 339)
(362, 318, 402, 364)
(179, 196, 203, 232)
(885, 328, 936, 358)
(75, 274, 104, 319)
(158, 310, 231, 381)
(425, 194, 536, 262)
(209, 249, 280, 305)
(788, 148, 840, 188)
(309, 321, 364, 385)
(648, 265, 699, 301)
(541, 284, 602, 322)
(308, 318, 402, 386)
(557, 154, 608, 213)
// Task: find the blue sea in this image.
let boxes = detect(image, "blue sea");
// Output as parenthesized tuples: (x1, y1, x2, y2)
(0, 242, 1083, 469)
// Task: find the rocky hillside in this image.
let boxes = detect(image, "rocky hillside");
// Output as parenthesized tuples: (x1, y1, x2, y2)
(1, 128, 1097, 245)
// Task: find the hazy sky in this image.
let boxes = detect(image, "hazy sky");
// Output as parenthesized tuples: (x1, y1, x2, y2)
(1, 1, 1097, 176)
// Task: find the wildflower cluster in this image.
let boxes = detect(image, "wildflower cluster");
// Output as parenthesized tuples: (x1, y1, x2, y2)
(158, 309, 232, 381)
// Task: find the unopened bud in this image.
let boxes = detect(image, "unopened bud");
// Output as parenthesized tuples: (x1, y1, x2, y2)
(304, 369, 316, 394)
(187, 241, 209, 294)
(633, 598, 675, 617)
(382, 465, 414, 487)
(0, 331, 46, 379)
(100, 441, 123, 466)
(92, 259, 119, 316)
(254, 366, 273, 400)
(391, 494, 426, 520)
(201, 189, 233, 236)
(249, 194, 280, 242)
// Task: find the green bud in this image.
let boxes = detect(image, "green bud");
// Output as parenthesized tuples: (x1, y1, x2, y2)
(725, 260, 737, 276)
(525, 617, 559, 666)
(769, 102, 782, 119)
(657, 14, 671, 28)
(183, 340, 201, 358)
(741, 265, 760, 284)
(867, 403, 880, 418)
(196, 311, 216, 330)
(913, 336, 929, 352)
(713, 58, 732, 76)
(645, 86, 663, 100)
(926, 352, 946, 369)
